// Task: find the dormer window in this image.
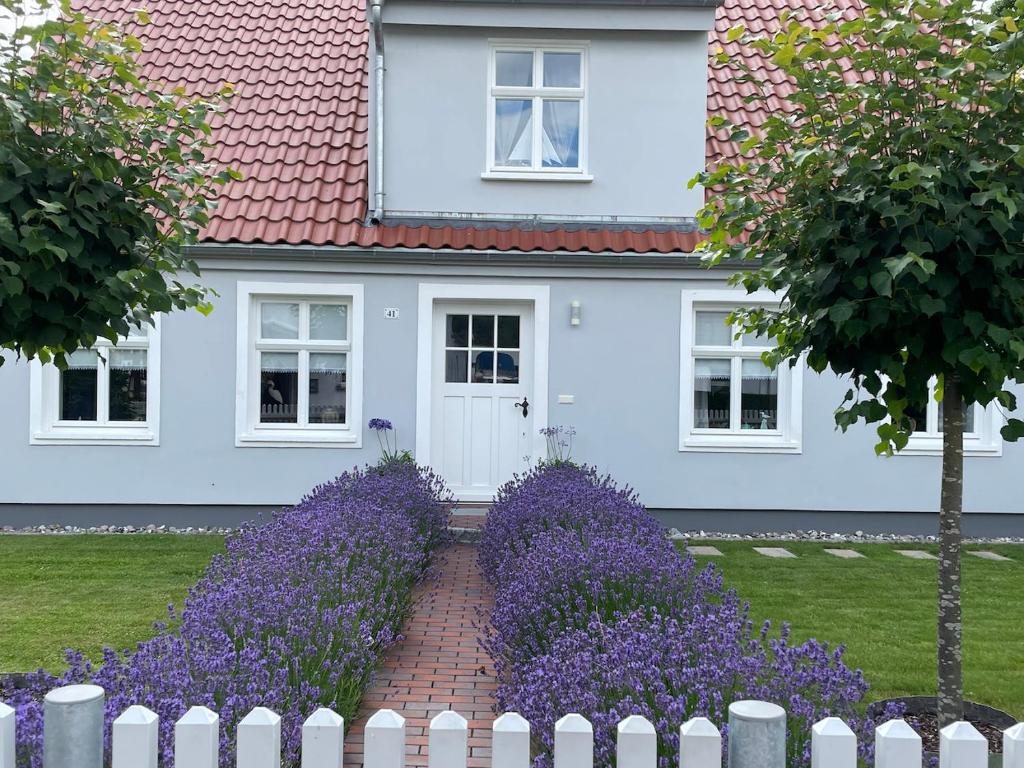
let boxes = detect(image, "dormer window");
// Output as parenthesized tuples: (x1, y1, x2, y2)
(486, 43, 590, 180)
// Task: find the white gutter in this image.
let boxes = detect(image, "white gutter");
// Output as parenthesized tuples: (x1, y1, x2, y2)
(370, 0, 386, 223)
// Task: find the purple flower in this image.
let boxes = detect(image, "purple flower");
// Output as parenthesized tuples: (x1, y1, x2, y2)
(368, 418, 394, 431)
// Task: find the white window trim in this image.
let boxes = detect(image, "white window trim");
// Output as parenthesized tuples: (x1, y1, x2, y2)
(483, 40, 591, 181)
(679, 289, 803, 454)
(235, 282, 364, 448)
(899, 378, 1003, 457)
(28, 319, 162, 446)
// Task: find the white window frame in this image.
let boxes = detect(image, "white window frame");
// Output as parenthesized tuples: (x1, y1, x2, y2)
(900, 377, 1002, 457)
(679, 290, 803, 454)
(29, 319, 161, 446)
(482, 40, 592, 182)
(235, 282, 364, 448)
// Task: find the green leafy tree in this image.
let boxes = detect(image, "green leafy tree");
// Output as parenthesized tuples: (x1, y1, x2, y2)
(693, 0, 1024, 725)
(0, 0, 236, 367)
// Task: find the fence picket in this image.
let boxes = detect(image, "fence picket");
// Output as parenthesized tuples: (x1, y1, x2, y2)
(301, 708, 344, 768)
(939, 722, 987, 768)
(874, 720, 921, 768)
(0, 702, 14, 768)
(365, 709, 406, 768)
(492, 712, 530, 768)
(175, 706, 219, 768)
(617, 715, 656, 768)
(429, 711, 468, 768)
(554, 714, 593, 768)
(810, 717, 856, 768)
(1005, 723, 1024, 768)
(237, 707, 282, 768)
(679, 717, 721, 768)
(111, 705, 158, 768)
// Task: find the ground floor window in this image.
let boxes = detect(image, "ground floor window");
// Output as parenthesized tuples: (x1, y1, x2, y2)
(679, 290, 802, 453)
(29, 322, 160, 445)
(236, 282, 363, 447)
(902, 378, 1002, 456)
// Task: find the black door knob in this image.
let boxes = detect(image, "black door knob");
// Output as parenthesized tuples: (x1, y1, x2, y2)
(514, 397, 529, 418)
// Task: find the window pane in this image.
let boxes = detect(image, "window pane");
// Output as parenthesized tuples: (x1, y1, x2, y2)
(60, 350, 98, 421)
(694, 359, 730, 429)
(496, 350, 519, 384)
(541, 100, 580, 168)
(471, 315, 495, 347)
(310, 304, 347, 341)
(907, 401, 929, 434)
(495, 51, 533, 86)
(937, 400, 977, 435)
(472, 350, 495, 383)
(260, 352, 298, 423)
(126, 323, 148, 338)
(261, 302, 299, 339)
(109, 349, 148, 422)
(741, 359, 778, 430)
(495, 99, 533, 168)
(742, 330, 774, 348)
(543, 52, 581, 87)
(446, 315, 469, 348)
(308, 353, 346, 424)
(445, 350, 468, 383)
(695, 311, 732, 346)
(498, 315, 520, 348)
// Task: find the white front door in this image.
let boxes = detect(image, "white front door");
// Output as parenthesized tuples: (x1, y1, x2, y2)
(430, 302, 534, 499)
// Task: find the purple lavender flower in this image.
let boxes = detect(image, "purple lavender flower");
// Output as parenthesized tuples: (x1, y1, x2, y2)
(2, 462, 453, 767)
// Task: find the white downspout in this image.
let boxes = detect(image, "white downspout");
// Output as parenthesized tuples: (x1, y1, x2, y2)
(370, 0, 385, 223)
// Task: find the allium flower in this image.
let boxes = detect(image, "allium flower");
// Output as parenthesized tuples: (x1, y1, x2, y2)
(368, 418, 394, 431)
(2, 462, 453, 768)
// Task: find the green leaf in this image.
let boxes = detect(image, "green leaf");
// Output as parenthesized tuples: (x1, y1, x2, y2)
(870, 271, 893, 297)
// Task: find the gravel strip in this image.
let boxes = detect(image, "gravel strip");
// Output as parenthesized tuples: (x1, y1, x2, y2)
(1, 524, 233, 535)
(667, 528, 1024, 545)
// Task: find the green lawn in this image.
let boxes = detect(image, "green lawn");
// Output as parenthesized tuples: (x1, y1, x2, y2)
(0, 535, 224, 673)
(684, 541, 1024, 718)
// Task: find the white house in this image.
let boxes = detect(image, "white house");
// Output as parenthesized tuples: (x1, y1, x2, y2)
(1, 0, 1021, 534)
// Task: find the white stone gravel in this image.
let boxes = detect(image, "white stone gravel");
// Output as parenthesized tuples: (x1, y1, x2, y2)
(667, 528, 1024, 545)
(1, 524, 232, 535)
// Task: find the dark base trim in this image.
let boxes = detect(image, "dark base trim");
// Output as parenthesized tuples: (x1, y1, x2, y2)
(0, 504, 280, 529)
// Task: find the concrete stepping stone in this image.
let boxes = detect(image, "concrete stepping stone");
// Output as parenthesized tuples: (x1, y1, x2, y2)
(968, 550, 1012, 561)
(688, 545, 724, 556)
(824, 548, 865, 559)
(753, 547, 796, 559)
(896, 549, 938, 560)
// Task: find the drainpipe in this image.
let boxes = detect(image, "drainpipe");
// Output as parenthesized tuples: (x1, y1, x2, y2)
(370, 0, 385, 224)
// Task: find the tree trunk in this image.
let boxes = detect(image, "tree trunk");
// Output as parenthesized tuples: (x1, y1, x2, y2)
(937, 375, 965, 726)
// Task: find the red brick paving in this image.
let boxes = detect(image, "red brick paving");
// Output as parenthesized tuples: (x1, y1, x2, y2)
(450, 513, 486, 530)
(343, 543, 496, 767)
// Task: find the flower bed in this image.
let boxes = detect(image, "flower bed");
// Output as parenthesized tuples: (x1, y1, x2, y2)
(3, 462, 452, 767)
(481, 463, 889, 767)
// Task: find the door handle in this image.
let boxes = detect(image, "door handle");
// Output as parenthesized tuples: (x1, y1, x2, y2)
(514, 397, 529, 418)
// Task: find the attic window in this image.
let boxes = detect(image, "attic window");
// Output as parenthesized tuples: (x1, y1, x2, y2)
(486, 43, 589, 180)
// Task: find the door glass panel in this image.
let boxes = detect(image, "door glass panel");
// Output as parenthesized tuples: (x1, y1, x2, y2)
(261, 302, 299, 339)
(694, 359, 730, 429)
(496, 351, 519, 384)
(543, 52, 581, 87)
(695, 311, 732, 346)
(445, 350, 468, 383)
(495, 50, 533, 86)
(109, 349, 148, 422)
(310, 304, 347, 341)
(472, 350, 495, 383)
(60, 349, 99, 421)
(308, 353, 346, 424)
(446, 315, 469, 348)
(471, 315, 495, 347)
(741, 359, 778, 430)
(497, 315, 520, 348)
(260, 351, 299, 423)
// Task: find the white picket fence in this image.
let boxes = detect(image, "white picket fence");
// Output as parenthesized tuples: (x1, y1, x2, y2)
(4, 685, 1024, 768)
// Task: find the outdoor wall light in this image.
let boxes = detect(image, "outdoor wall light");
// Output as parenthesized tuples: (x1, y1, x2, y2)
(570, 300, 582, 327)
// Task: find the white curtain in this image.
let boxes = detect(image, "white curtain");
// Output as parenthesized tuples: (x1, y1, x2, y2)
(495, 100, 532, 166)
(542, 100, 580, 168)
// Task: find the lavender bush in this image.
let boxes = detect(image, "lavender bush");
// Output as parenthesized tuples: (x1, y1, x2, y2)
(2, 462, 452, 767)
(481, 464, 891, 767)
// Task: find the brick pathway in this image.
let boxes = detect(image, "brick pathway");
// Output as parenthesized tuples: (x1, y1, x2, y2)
(343, 542, 496, 767)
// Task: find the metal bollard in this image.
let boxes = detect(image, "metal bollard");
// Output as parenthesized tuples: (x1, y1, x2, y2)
(43, 685, 104, 768)
(727, 700, 786, 768)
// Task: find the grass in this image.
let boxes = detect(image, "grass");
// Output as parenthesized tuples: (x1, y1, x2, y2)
(0, 534, 224, 673)
(684, 541, 1024, 718)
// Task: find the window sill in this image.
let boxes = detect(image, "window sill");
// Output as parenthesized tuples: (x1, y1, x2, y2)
(30, 427, 158, 447)
(680, 435, 801, 454)
(236, 429, 361, 449)
(481, 170, 594, 183)
(895, 439, 1002, 458)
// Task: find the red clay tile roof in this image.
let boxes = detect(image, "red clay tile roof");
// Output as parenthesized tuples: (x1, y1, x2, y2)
(72, 0, 857, 255)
